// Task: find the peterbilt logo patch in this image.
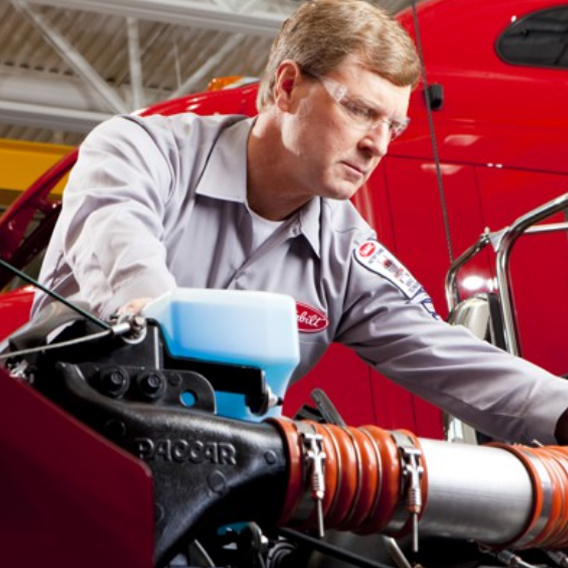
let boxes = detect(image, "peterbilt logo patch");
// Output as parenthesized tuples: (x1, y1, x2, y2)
(358, 241, 377, 258)
(296, 302, 329, 333)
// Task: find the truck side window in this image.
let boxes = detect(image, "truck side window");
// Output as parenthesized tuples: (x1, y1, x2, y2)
(496, 7, 568, 69)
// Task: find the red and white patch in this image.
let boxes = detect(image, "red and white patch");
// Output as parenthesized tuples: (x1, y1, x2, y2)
(358, 241, 377, 258)
(355, 239, 422, 300)
(296, 302, 329, 333)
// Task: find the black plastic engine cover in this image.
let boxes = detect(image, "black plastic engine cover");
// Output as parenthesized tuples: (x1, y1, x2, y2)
(55, 361, 288, 566)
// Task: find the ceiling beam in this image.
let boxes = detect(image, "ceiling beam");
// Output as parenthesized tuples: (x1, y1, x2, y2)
(0, 69, 120, 111)
(12, 0, 129, 114)
(0, 100, 111, 132)
(169, 33, 245, 99)
(27, 0, 291, 37)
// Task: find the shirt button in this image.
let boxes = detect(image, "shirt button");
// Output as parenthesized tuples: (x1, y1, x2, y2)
(291, 226, 300, 237)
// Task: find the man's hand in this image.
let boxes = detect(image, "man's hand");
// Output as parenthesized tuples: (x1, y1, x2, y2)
(555, 406, 568, 444)
(117, 297, 154, 315)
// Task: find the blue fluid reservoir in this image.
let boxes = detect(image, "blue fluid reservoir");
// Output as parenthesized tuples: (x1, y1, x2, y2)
(141, 289, 300, 421)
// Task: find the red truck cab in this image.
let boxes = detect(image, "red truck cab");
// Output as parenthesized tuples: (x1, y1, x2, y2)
(1, 0, 568, 439)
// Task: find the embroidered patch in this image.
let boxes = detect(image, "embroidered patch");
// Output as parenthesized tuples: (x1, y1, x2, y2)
(296, 302, 329, 333)
(354, 240, 440, 320)
(355, 240, 423, 298)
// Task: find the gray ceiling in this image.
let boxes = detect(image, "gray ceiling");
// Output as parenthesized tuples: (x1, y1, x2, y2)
(0, 0, 414, 145)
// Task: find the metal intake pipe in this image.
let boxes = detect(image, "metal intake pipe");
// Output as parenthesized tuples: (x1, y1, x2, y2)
(270, 419, 568, 550)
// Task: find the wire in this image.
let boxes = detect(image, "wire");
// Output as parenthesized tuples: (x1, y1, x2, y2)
(0, 256, 111, 331)
(279, 528, 396, 568)
(410, 0, 455, 266)
(0, 329, 112, 361)
(256, 551, 267, 568)
(190, 540, 216, 568)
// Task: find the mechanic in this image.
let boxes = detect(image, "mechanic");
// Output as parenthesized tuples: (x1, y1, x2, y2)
(32, 0, 568, 445)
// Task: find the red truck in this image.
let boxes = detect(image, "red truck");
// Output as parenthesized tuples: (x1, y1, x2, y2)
(2, 0, 568, 566)
(1, 0, 568, 437)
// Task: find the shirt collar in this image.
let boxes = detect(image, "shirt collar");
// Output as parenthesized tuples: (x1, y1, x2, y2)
(195, 116, 253, 202)
(297, 197, 321, 258)
(195, 114, 321, 258)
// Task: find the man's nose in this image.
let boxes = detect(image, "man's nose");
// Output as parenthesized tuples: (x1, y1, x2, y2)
(358, 123, 390, 158)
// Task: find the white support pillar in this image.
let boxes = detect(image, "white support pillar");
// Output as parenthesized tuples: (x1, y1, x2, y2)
(126, 17, 145, 111)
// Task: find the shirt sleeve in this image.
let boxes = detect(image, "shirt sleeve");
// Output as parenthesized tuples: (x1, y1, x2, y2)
(57, 115, 178, 318)
(335, 239, 568, 444)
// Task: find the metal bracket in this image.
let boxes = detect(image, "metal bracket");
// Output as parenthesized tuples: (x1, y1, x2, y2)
(479, 546, 539, 568)
(391, 432, 424, 553)
(297, 422, 327, 538)
(400, 445, 423, 552)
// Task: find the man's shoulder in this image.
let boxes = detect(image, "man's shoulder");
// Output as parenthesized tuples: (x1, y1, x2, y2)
(119, 112, 249, 143)
(321, 197, 375, 239)
(87, 112, 247, 148)
(82, 113, 251, 177)
(125, 111, 247, 127)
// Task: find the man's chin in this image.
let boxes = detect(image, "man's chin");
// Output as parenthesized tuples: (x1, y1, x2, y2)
(325, 183, 362, 201)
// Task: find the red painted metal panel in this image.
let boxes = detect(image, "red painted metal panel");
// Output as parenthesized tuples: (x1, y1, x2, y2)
(396, 0, 568, 175)
(381, 158, 488, 317)
(0, 287, 34, 340)
(476, 167, 568, 375)
(352, 167, 397, 254)
(284, 343, 375, 427)
(369, 369, 418, 433)
(0, 367, 155, 567)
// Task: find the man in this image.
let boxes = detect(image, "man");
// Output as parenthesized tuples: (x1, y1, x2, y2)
(32, 0, 568, 444)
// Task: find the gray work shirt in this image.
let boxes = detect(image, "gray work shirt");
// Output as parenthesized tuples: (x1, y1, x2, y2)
(33, 113, 568, 444)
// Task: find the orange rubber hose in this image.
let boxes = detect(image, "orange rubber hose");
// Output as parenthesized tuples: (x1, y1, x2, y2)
(270, 419, 426, 538)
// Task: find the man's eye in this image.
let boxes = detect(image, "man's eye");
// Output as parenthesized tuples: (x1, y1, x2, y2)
(343, 100, 373, 121)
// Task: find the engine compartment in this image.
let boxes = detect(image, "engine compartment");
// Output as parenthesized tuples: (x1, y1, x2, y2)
(3, 291, 568, 568)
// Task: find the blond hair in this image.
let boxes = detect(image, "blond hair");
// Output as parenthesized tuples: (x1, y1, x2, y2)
(257, 0, 421, 111)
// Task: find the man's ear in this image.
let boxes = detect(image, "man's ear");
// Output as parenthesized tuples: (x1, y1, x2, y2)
(273, 60, 301, 111)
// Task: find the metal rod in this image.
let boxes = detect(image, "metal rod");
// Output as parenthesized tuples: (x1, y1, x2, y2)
(279, 528, 396, 568)
(444, 233, 491, 312)
(496, 192, 568, 356)
(519, 222, 568, 235)
(0, 257, 111, 330)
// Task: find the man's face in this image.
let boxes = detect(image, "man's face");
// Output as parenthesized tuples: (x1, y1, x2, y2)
(278, 55, 411, 203)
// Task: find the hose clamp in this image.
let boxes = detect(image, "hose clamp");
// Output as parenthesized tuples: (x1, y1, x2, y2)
(390, 431, 424, 552)
(294, 421, 327, 538)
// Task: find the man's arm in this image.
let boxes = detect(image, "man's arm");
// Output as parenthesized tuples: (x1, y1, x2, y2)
(39, 115, 179, 319)
(336, 242, 568, 445)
